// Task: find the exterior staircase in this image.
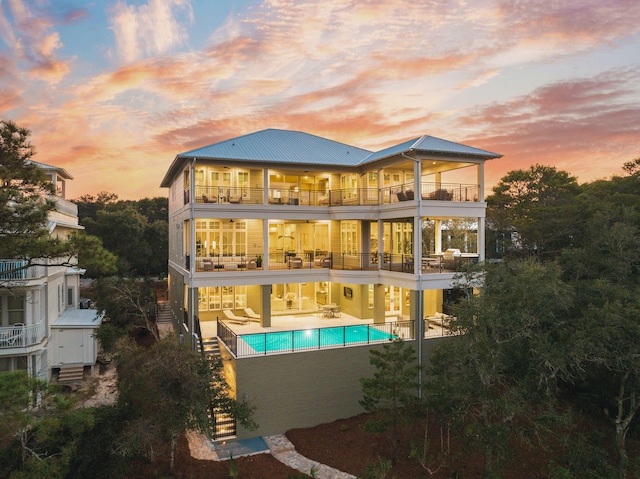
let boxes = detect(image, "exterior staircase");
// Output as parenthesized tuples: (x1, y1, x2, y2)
(201, 336, 220, 359)
(58, 364, 85, 382)
(155, 301, 173, 337)
(199, 336, 237, 439)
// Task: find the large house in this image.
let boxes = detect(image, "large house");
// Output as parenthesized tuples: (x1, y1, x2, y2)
(0, 162, 101, 381)
(161, 129, 501, 439)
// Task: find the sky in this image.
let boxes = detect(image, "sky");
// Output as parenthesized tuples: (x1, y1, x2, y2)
(1, 0, 639, 200)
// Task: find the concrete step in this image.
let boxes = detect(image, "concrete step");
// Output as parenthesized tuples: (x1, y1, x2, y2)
(58, 365, 85, 382)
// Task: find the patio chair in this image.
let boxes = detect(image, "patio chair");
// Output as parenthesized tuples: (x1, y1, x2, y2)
(227, 189, 241, 204)
(222, 309, 249, 324)
(243, 308, 261, 321)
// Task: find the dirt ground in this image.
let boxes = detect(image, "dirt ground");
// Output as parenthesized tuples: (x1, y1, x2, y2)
(76, 365, 632, 479)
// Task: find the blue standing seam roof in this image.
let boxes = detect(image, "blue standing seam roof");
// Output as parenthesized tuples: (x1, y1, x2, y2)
(161, 129, 501, 187)
(177, 129, 500, 166)
(177, 128, 372, 166)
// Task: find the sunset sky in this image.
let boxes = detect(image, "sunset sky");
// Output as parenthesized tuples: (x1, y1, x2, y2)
(1, 0, 639, 200)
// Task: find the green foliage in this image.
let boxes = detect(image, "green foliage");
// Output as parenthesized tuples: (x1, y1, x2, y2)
(0, 371, 45, 446)
(0, 120, 72, 265)
(208, 356, 258, 432)
(558, 172, 640, 479)
(360, 456, 393, 479)
(92, 276, 158, 345)
(68, 232, 117, 277)
(427, 260, 575, 476)
(115, 336, 254, 470)
(559, 432, 616, 479)
(0, 372, 97, 479)
(74, 192, 168, 276)
(67, 404, 131, 479)
(228, 453, 239, 478)
(360, 338, 420, 464)
(93, 322, 122, 355)
(486, 164, 580, 261)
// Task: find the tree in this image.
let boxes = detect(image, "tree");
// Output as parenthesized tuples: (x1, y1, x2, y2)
(116, 337, 256, 471)
(426, 260, 574, 476)
(360, 338, 421, 465)
(74, 193, 168, 276)
(0, 371, 95, 478)
(92, 276, 159, 350)
(0, 121, 115, 285)
(486, 164, 580, 261)
(0, 371, 46, 463)
(0, 121, 72, 275)
(622, 157, 640, 176)
(559, 173, 640, 479)
(68, 232, 118, 277)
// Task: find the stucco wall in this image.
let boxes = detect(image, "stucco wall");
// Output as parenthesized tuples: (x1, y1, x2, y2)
(225, 335, 452, 439)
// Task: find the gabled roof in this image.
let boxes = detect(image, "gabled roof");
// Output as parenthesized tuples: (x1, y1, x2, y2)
(161, 129, 501, 187)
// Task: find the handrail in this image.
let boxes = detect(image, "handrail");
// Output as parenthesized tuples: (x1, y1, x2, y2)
(0, 260, 47, 280)
(219, 320, 412, 358)
(0, 322, 45, 349)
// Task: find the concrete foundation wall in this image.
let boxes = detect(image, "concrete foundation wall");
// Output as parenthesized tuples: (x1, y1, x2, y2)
(227, 335, 453, 439)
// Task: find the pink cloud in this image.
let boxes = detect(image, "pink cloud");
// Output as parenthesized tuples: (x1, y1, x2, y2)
(108, 0, 192, 63)
(460, 69, 640, 186)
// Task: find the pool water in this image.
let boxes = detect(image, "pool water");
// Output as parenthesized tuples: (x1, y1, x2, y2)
(241, 325, 395, 353)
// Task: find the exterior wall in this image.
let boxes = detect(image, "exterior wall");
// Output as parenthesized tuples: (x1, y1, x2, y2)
(228, 336, 452, 439)
(245, 219, 263, 258)
(50, 327, 98, 367)
(169, 217, 185, 267)
(168, 265, 186, 332)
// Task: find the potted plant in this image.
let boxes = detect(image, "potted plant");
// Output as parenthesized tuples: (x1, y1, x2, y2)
(255, 254, 262, 268)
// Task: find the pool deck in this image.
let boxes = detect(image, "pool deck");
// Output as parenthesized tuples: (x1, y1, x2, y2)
(200, 312, 378, 338)
(199, 312, 449, 341)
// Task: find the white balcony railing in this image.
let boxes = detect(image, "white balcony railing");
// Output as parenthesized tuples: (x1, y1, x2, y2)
(0, 260, 47, 280)
(0, 322, 45, 349)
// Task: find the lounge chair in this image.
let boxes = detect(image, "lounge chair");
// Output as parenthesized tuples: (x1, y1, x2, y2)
(222, 309, 249, 324)
(243, 308, 261, 321)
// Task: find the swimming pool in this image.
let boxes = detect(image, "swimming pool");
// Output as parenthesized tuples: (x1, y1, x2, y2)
(240, 324, 396, 354)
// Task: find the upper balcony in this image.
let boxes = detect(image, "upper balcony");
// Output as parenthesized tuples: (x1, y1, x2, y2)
(0, 321, 46, 350)
(0, 260, 47, 281)
(189, 252, 478, 275)
(187, 181, 480, 208)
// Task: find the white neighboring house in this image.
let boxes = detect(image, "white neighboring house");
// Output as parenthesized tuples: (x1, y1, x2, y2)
(0, 161, 101, 380)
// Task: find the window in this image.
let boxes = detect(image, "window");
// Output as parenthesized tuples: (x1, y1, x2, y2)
(6, 294, 25, 325)
(67, 288, 74, 307)
(341, 221, 358, 254)
(196, 219, 247, 257)
(237, 171, 248, 187)
(0, 356, 28, 372)
(198, 286, 246, 312)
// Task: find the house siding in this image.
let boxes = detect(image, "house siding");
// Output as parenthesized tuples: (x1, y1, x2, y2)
(227, 336, 450, 439)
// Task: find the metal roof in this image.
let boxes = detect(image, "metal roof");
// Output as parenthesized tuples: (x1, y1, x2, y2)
(359, 135, 501, 164)
(27, 160, 73, 179)
(412, 135, 500, 158)
(161, 129, 501, 187)
(178, 129, 372, 166)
